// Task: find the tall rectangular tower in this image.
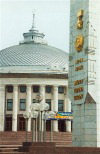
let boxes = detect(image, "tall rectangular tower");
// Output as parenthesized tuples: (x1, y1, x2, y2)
(69, 0, 100, 147)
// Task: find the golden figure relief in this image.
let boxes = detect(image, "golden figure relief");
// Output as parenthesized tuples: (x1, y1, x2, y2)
(75, 58, 84, 64)
(77, 10, 84, 18)
(74, 79, 83, 86)
(77, 19, 83, 29)
(74, 87, 84, 93)
(77, 10, 84, 29)
(75, 35, 84, 52)
(75, 65, 83, 71)
(74, 94, 83, 100)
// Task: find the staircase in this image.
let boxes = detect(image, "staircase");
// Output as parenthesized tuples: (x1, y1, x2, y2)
(45, 132, 72, 147)
(0, 132, 100, 154)
(0, 145, 25, 154)
(0, 131, 72, 153)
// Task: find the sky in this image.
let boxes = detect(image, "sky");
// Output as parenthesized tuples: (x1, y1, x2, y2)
(0, 0, 70, 52)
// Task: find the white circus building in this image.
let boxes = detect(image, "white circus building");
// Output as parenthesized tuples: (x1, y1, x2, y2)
(0, 15, 71, 132)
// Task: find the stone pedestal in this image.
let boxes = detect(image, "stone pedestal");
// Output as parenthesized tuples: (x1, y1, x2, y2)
(20, 142, 56, 154)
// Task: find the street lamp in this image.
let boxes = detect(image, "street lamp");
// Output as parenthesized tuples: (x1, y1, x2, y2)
(30, 94, 49, 142)
(36, 93, 43, 102)
(43, 112, 49, 142)
(35, 93, 43, 142)
(39, 102, 49, 142)
(23, 111, 31, 142)
(30, 103, 40, 111)
(48, 111, 56, 142)
(43, 111, 55, 142)
(39, 102, 49, 111)
(31, 110, 38, 142)
(30, 103, 40, 141)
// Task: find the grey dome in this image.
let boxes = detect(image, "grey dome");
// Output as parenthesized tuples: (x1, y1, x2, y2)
(0, 14, 68, 74)
(0, 43, 68, 74)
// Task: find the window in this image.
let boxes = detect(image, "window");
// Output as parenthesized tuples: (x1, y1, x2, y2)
(20, 86, 26, 93)
(46, 86, 52, 93)
(46, 99, 51, 111)
(33, 86, 39, 93)
(20, 99, 26, 111)
(58, 100, 64, 111)
(58, 86, 64, 93)
(7, 99, 13, 111)
(33, 99, 36, 103)
(7, 86, 13, 93)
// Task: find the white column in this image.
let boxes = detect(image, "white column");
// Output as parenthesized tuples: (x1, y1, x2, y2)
(0, 85, 5, 131)
(64, 87, 67, 112)
(40, 85, 45, 132)
(64, 87, 67, 132)
(26, 85, 32, 132)
(65, 87, 71, 132)
(40, 85, 45, 104)
(12, 85, 18, 131)
(53, 85, 58, 132)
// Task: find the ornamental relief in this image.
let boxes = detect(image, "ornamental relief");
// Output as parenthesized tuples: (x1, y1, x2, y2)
(75, 35, 84, 52)
(77, 10, 84, 29)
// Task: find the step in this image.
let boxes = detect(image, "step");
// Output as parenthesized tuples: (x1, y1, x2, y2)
(0, 142, 23, 145)
(0, 152, 26, 154)
(56, 142, 72, 147)
(0, 145, 22, 148)
(0, 147, 18, 152)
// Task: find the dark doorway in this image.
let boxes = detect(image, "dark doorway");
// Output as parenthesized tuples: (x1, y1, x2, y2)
(46, 120, 51, 131)
(18, 117, 25, 131)
(58, 120, 66, 132)
(5, 116, 12, 131)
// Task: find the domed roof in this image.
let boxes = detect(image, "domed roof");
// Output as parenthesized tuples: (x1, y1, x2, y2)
(0, 14, 68, 74)
(0, 43, 68, 74)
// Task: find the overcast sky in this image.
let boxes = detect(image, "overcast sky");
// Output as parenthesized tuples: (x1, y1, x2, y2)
(0, 0, 70, 52)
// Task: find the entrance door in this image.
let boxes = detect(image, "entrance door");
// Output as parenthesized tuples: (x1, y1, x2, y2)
(58, 120, 66, 132)
(18, 117, 25, 131)
(46, 120, 51, 131)
(5, 117, 12, 131)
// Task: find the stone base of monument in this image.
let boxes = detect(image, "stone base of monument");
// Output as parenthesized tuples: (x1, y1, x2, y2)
(56, 147, 100, 154)
(19, 142, 56, 154)
(19, 143, 100, 154)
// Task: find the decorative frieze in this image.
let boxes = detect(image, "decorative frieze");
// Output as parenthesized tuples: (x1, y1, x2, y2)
(75, 65, 83, 71)
(74, 94, 83, 100)
(74, 87, 84, 93)
(74, 79, 84, 86)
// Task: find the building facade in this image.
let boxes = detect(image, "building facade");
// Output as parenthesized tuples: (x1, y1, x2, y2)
(0, 15, 71, 132)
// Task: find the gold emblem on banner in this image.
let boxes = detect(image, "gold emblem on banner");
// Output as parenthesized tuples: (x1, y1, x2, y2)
(75, 35, 84, 52)
(77, 10, 84, 29)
